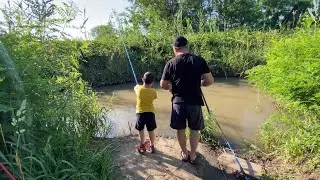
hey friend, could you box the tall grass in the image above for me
[0,34,118,179]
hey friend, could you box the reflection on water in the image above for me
[96,78,275,147]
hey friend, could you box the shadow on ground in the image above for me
[112,136,239,180]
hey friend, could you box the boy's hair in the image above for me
[142,72,154,84]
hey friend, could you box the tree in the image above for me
[90,23,117,40]
[212,0,264,30]
[127,0,314,31]
[0,0,82,40]
[262,0,312,29]
[127,0,213,32]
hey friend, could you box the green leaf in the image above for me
[0,104,13,113]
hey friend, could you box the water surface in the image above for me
[96,78,274,147]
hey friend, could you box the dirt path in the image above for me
[112,136,238,180]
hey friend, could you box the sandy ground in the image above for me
[111,136,239,180]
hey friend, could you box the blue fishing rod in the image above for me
[201,90,249,180]
[117,17,138,85]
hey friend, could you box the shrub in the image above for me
[248,24,320,170]
[79,30,276,86]
[0,35,117,179]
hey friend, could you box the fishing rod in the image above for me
[201,89,249,180]
[116,17,138,85]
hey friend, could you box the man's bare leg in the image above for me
[190,130,199,161]
[177,129,189,159]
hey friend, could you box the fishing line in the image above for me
[116,16,138,85]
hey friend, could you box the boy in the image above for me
[134,72,157,153]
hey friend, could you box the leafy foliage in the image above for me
[248,18,320,170]
[128,0,316,30]
[79,26,275,86]
[0,0,117,179]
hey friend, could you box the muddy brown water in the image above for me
[96,78,275,147]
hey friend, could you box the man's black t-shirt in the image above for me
[161,53,210,105]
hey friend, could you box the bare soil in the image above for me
[106,135,319,180]
[110,135,239,180]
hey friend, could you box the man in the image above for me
[160,36,214,164]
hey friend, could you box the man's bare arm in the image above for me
[160,80,171,90]
[201,73,214,87]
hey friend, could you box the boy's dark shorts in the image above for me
[135,112,157,131]
[171,103,204,131]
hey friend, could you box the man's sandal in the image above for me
[181,151,190,162]
[189,154,197,164]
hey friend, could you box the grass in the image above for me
[0,99,118,180]
[0,130,119,180]
[199,110,219,145]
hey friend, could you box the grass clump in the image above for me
[200,110,219,145]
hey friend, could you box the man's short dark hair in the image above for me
[173,36,188,48]
[142,72,154,84]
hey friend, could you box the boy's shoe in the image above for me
[136,144,147,153]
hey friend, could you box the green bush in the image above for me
[248,25,320,170]
[78,30,275,86]
[0,34,117,179]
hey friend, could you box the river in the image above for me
[96,78,275,147]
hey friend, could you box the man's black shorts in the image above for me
[170,103,204,131]
[135,112,157,131]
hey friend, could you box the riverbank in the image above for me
[237,145,320,180]
[105,135,238,180]
[98,135,319,180]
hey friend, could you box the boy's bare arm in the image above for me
[134,85,139,94]
[154,91,158,99]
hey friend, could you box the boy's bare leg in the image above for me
[139,130,145,145]
[148,131,155,146]
[177,129,188,157]
[190,130,199,160]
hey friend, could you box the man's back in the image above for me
[160,36,214,163]
[161,53,210,105]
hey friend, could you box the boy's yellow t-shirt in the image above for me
[134,85,157,113]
